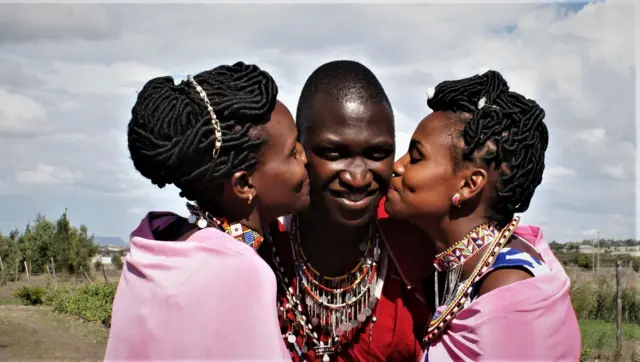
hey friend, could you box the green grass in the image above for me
[580,319,640,350]
[0,298,21,305]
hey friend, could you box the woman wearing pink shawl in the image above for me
[104,62,310,361]
[383,70,581,361]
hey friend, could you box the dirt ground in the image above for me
[0,304,108,361]
[0,275,113,361]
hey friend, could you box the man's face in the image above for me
[299,94,395,227]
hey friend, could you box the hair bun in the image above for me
[127,62,279,200]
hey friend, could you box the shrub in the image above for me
[589,278,616,322]
[580,347,592,362]
[13,285,47,306]
[577,254,593,270]
[111,254,123,271]
[12,282,118,327]
[571,278,640,325]
[61,283,117,327]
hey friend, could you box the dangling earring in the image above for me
[452,193,462,208]
[248,194,253,205]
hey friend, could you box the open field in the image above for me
[3,268,640,361]
[580,320,640,361]
[0,304,109,361]
[0,271,119,361]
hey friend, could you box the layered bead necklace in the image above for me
[425,217,520,345]
[268,215,387,362]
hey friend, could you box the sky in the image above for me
[0,1,636,243]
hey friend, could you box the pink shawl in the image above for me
[424,225,582,362]
[104,212,291,361]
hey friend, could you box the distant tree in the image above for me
[1,211,98,277]
[53,209,73,273]
[31,215,55,273]
[576,254,593,270]
[111,254,123,271]
[0,233,19,280]
[565,243,580,253]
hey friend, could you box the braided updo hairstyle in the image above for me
[127,61,278,205]
[427,70,548,226]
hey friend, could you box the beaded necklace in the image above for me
[267,215,387,362]
[425,217,520,345]
[433,222,496,272]
[186,203,264,250]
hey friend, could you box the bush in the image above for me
[12,282,117,327]
[111,254,123,271]
[64,283,117,326]
[571,278,640,325]
[13,285,48,305]
[577,254,593,270]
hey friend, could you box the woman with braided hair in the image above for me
[384,70,580,361]
[104,61,309,361]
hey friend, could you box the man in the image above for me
[267,60,430,362]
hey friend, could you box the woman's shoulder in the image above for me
[474,238,551,297]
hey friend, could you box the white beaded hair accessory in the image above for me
[478,96,487,109]
[426,86,436,99]
[477,96,500,110]
[186,75,223,159]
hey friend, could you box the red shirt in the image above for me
[267,203,431,362]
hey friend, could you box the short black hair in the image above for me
[427,70,549,226]
[127,61,278,204]
[296,60,392,135]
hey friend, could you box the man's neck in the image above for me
[296,209,371,277]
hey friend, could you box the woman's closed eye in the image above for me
[409,148,423,164]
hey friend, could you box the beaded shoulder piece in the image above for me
[425,217,520,344]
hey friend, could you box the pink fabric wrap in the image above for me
[104,212,291,361]
[424,224,582,362]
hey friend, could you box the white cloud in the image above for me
[601,164,627,180]
[574,128,607,145]
[0,4,116,44]
[0,88,49,136]
[543,166,577,184]
[0,2,634,243]
[395,131,412,160]
[15,163,82,186]
[582,228,600,238]
[39,61,168,95]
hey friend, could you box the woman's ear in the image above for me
[230,170,256,204]
[457,167,488,202]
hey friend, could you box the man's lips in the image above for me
[389,180,401,193]
[328,189,378,211]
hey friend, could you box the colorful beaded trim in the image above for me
[218,218,264,250]
[433,222,496,272]
[185,202,264,251]
[425,217,520,344]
